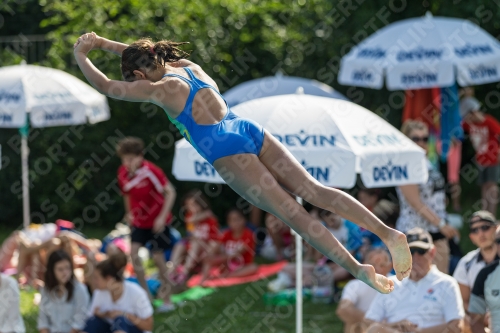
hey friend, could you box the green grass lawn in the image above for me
[4,214,477,333]
[19,280,343,333]
[1,227,342,333]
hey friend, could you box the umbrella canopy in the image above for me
[172,94,428,188]
[0,62,110,227]
[223,72,348,108]
[0,63,109,127]
[338,12,500,90]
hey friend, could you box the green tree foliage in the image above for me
[1,0,500,229]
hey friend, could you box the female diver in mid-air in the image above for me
[73,32,411,293]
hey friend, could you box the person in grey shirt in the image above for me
[38,250,90,333]
[470,226,500,333]
[0,273,25,333]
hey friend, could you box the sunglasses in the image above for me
[410,247,428,256]
[470,225,494,234]
[410,136,429,143]
[495,239,500,244]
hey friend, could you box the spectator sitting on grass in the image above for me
[260,212,294,261]
[0,272,25,333]
[83,252,153,333]
[14,224,101,289]
[84,237,133,295]
[38,250,90,333]
[198,208,258,286]
[336,248,393,333]
[0,231,21,274]
[260,192,303,261]
[169,190,220,284]
[364,227,464,333]
[15,223,81,286]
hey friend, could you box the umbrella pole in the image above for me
[20,118,30,228]
[295,196,303,333]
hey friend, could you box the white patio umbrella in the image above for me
[338,12,500,90]
[172,93,428,333]
[173,94,428,188]
[0,62,110,227]
[223,71,348,108]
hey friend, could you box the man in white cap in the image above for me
[461,96,500,215]
[469,226,500,333]
[364,227,464,333]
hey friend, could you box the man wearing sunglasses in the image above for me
[454,211,499,314]
[364,228,464,333]
[469,226,500,333]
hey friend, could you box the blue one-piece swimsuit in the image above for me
[162,67,265,165]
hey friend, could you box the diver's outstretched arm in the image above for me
[73,33,157,102]
[73,32,127,56]
[96,35,129,56]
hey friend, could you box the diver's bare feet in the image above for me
[386,230,412,280]
[358,264,394,294]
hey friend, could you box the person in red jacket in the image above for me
[116,137,177,312]
[461,97,500,215]
[198,208,257,286]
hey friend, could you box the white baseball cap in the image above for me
[460,97,481,118]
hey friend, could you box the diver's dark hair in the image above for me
[121,38,190,81]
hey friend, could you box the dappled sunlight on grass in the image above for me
[20,289,38,333]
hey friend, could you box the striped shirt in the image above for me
[118,160,172,229]
[453,248,500,288]
[470,260,500,333]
